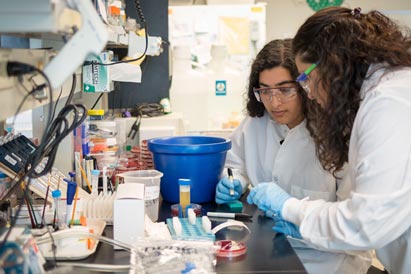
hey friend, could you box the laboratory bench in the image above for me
[61,199,308,274]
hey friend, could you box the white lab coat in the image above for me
[283,65,411,274]
[226,114,371,274]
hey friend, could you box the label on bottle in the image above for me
[145,185,160,200]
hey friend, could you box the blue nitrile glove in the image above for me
[247,182,291,219]
[272,220,302,239]
[215,177,242,204]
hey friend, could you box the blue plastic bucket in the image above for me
[148,136,231,203]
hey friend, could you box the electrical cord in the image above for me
[26,103,87,179]
[84,24,148,67]
[0,63,84,259]
[91,93,104,110]
[129,103,164,118]
[64,74,76,108]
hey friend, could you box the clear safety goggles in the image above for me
[296,63,317,94]
[253,86,298,103]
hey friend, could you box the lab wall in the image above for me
[258,0,411,41]
[168,0,411,133]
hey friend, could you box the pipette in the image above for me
[227,168,235,196]
[65,179,77,225]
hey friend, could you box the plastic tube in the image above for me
[91,170,100,197]
[178,179,191,217]
[51,189,66,230]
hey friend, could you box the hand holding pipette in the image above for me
[215,169,243,204]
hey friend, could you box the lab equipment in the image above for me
[253,86,299,103]
[215,177,242,204]
[225,200,243,213]
[102,166,108,196]
[179,178,191,217]
[113,183,145,250]
[119,170,162,222]
[296,63,317,94]
[148,136,231,203]
[0,134,36,175]
[215,240,247,258]
[91,170,100,197]
[77,159,92,193]
[36,219,107,260]
[131,240,216,274]
[202,216,212,234]
[171,203,202,217]
[82,192,115,221]
[247,182,291,219]
[187,208,196,225]
[272,220,302,239]
[206,212,252,221]
[40,176,51,224]
[212,219,251,258]
[127,116,141,140]
[51,190,64,230]
[227,168,235,196]
[65,180,77,225]
[0,0,109,89]
[172,217,182,236]
[166,217,215,241]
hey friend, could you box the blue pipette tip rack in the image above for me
[166,217,215,241]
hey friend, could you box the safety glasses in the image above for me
[296,63,317,94]
[253,86,298,103]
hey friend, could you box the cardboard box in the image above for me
[113,183,145,249]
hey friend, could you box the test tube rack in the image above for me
[166,217,215,241]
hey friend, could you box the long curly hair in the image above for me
[246,39,310,118]
[292,7,411,176]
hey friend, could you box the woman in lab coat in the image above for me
[247,7,411,274]
[215,39,371,274]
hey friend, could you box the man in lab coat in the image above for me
[216,39,371,274]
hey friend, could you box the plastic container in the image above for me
[147,136,231,203]
[179,178,191,217]
[119,170,163,221]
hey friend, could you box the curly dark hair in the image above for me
[246,39,310,118]
[292,7,411,176]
